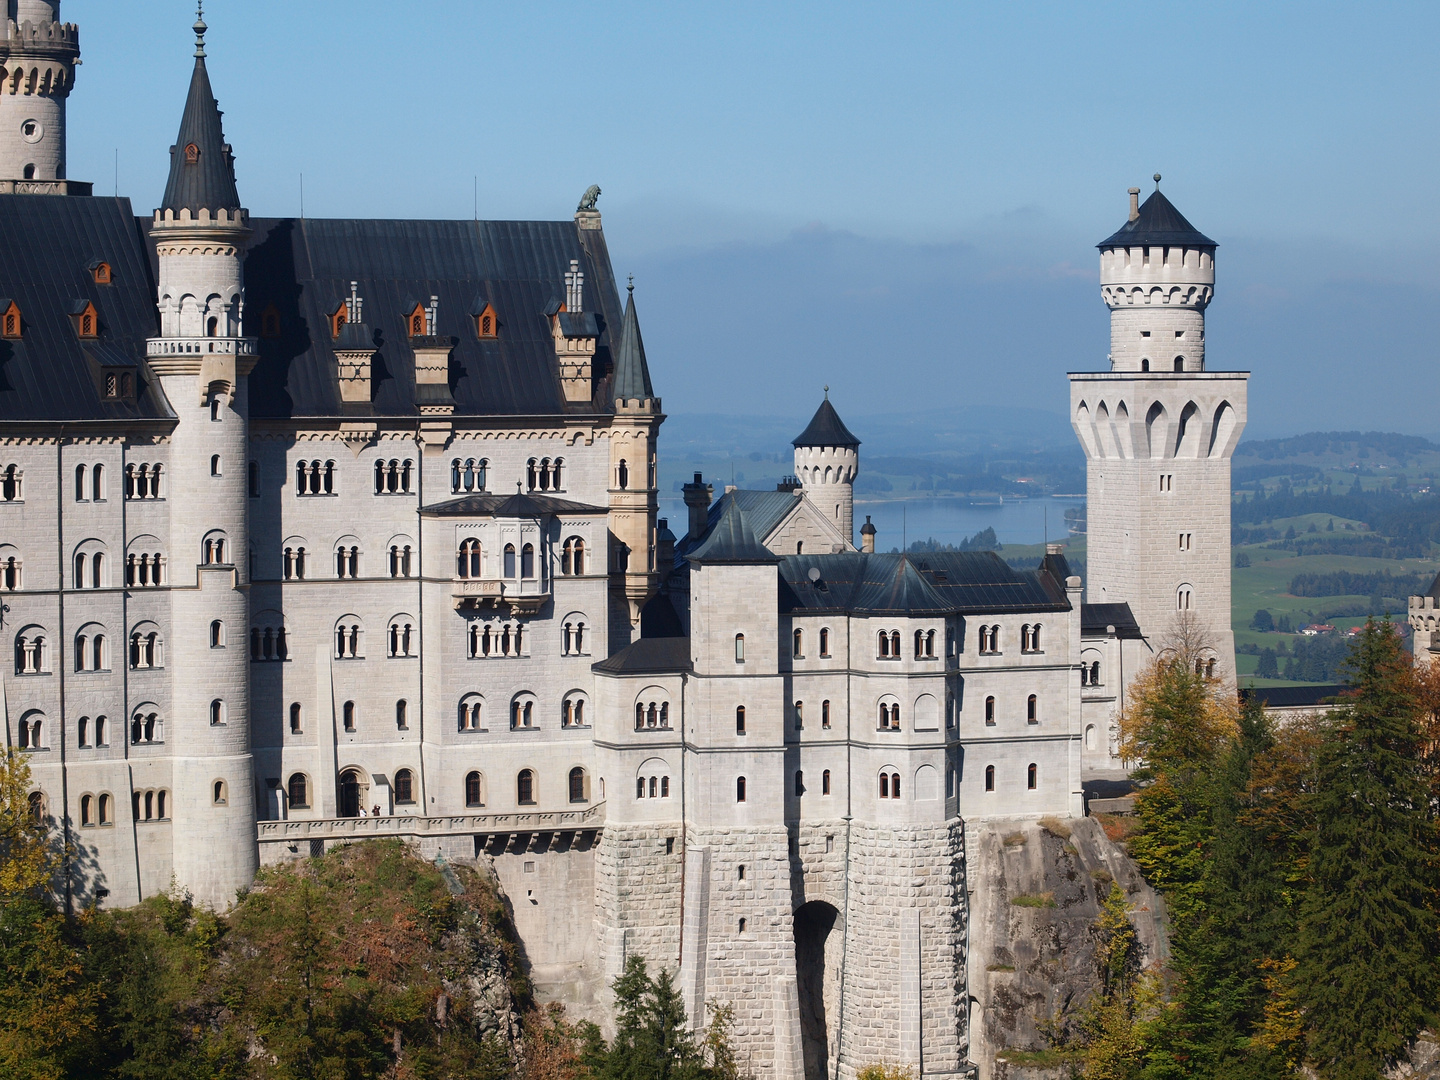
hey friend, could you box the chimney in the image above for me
[1128,187,1141,222]
[564,259,584,313]
[682,472,713,540]
[860,514,876,554]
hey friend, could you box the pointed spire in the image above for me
[793,395,860,449]
[613,276,655,402]
[160,7,242,216]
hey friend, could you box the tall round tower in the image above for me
[1100,177,1215,374]
[0,0,79,185]
[145,10,258,907]
[1070,178,1247,689]
[793,391,860,545]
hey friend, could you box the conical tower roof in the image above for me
[793,394,860,449]
[613,281,654,401]
[1098,188,1215,250]
[160,16,242,216]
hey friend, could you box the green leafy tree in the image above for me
[1294,620,1439,1079]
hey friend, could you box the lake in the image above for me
[659,494,1086,550]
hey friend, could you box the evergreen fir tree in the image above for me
[1295,620,1439,1078]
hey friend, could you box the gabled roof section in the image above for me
[777,551,1070,616]
[160,57,242,215]
[420,491,608,517]
[1080,602,1144,640]
[1098,188,1215,250]
[0,195,167,422]
[688,498,779,564]
[613,283,654,401]
[1425,571,1440,601]
[793,395,860,448]
[593,636,692,676]
[236,217,624,419]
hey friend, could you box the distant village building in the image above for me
[0,8,1245,1078]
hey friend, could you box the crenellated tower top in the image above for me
[0,0,80,189]
[1097,176,1216,374]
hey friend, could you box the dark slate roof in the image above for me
[593,636,692,675]
[1080,602,1144,639]
[676,488,800,559]
[233,216,625,419]
[1098,189,1216,250]
[1424,572,1440,601]
[612,284,654,402]
[793,395,860,448]
[1240,684,1350,709]
[688,498,779,564]
[420,491,607,517]
[0,195,170,423]
[160,58,242,215]
[778,551,1069,616]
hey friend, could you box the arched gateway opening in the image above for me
[794,900,841,1080]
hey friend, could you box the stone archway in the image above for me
[338,768,369,818]
[794,900,841,1080]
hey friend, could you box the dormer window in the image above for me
[184,143,200,165]
[102,370,135,401]
[90,261,112,285]
[328,301,347,340]
[261,304,281,339]
[1,301,21,339]
[475,303,497,340]
[71,301,99,339]
[406,303,426,337]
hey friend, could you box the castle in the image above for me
[0,7,1246,1078]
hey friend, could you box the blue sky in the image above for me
[63,1,1440,436]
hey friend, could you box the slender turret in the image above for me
[793,391,859,545]
[0,0,80,189]
[146,6,258,907]
[609,278,663,627]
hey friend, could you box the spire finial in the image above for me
[1153,172,1162,189]
[627,273,634,294]
[823,384,829,398]
[193,1,207,58]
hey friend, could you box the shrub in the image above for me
[1010,892,1056,909]
[1038,816,1072,840]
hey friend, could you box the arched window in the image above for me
[289,702,302,734]
[212,780,228,805]
[343,701,356,732]
[74,463,87,501]
[334,618,362,659]
[819,627,830,656]
[985,765,995,791]
[334,542,359,579]
[735,634,745,663]
[890,631,901,656]
[878,631,890,658]
[459,696,483,731]
[562,536,586,575]
[521,543,535,579]
[457,538,481,578]
[793,628,803,657]
[617,459,629,490]
[78,716,90,747]
[517,769,535,805]
[735,706,746,735]
[822,769,831,795]
[288,774,309,809]
[210,620,225,648]
[1027,695,1038,724]
[1027,763,1038,790]
[396,699,409,730]
[794,771,805,797]
[569,767,587,803]
[388,616,415,658]
[1177,585,1193,611]
[526,459,538,490]
[80,794,93,826]
[98,793,112,824]
[503,544,517,578]
[821,700,831,729]
[985,696,996,726]
[210,699,225,726]
[465,771,485,808]
[880,773,889,798]
[394,769,415,804]
[794,701,804,730]
[736,776,747,803]
[27,791,44,823]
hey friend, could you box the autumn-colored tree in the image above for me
[0,750,99,1080]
